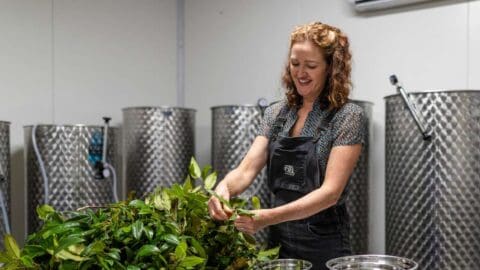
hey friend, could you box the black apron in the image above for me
[267,106,351,270]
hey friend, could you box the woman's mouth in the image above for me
[297,78,311,86]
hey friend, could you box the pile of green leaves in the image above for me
[0,158,278,270]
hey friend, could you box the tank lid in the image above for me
[24,124,120,129]
[384,89,480,99]
[122,106,196,111]
[0,121,11,125]
[349,99,374,105]
[210,104,265,109]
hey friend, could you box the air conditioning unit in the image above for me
[350,0,434,12]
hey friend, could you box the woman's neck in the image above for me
[301,98,316,111]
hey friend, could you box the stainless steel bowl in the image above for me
[326,255,418,270]
[256,259,313,270]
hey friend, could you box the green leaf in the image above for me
[132,220,144,240]
[153,190,171,211]
[175,240,187,260]
[143,226,154,240]
[59,260,78,270]
[36,204,55,220]
[19,255,35,267]
[237,208,255,217]
[56,250,87,262]
[23,245,47,259]
[183,175,193,191]
[54,236,85,254]
[179,256,205,268]
[189,157,201,179]
[207,190,232,209]
[81,241,105,256]
[257,246,280,261]
[189,238,206,258]
[106,248,121,261]
[204,172,217,190]
[136,245,160,258]
[242,232,257,245]
[161,234,180,246]
[251,196,261,210]
[42,221,81,239]
[127,266,141,270]
[4,234,20,258]
[68,243,85,256]
[201,165,212,179]
[128,199,147,209]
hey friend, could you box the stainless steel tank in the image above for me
[211,104,269,243]
[25,124,120,233]
[211,105,269,204]
[123,107,195,198]
[347,100,372,254]
[385,90,480,269]
[0,121,10,247]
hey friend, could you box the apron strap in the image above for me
[313,109,337,142]
[269,104,289,142]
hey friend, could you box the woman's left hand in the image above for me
[234,209,270,235]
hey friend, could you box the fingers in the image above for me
[208,196,230,221]
[235,216,256,234]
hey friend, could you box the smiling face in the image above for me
[289,40,329,103]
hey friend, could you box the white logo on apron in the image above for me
[284,165,295,176]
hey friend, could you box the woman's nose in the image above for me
[298,67,307,76]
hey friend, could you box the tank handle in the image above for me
[389,75,432,141]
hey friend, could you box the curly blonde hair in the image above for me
[282,22,352,110]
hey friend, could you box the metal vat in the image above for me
[123,107,195,198]
[211,104,269,243]
[0,121,10,247]
[25,124,120,233]
[385,90,480,269]
[347,100,372,254]
[211,105,269,204]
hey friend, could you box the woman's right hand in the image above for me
[208,183,233,221]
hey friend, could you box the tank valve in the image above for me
[89,117,111,179]
[257,97,268,117]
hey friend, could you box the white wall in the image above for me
[0,0,177,242]
[185,0,478,253]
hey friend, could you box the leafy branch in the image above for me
[0,157,278,270]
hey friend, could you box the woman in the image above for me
[208,21,366,270]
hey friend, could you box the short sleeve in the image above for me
[256,101,285,137]
[332,103,367,146]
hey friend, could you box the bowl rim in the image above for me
[325,254,418,269]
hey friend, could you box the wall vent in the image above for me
[350,0,434,12]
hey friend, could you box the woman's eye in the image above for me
[307,65,317,69]
[291,63,299,67]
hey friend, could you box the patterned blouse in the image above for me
[257,98,367,204]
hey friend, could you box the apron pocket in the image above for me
[270,148,307,192]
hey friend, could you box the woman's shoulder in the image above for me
[264,99,288,120]
[334,101,365,120]
[337,101,364,114]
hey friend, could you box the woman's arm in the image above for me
[235,143,362,234]
[208,135,269,220]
